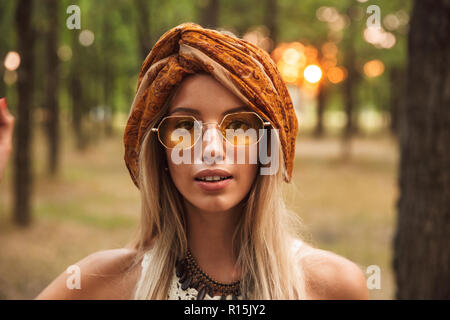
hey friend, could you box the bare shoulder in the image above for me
[298,242,369,300]
[35,248,142,300]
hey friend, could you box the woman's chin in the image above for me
[188,196,238,213]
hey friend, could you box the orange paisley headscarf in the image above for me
[124,22,298,188]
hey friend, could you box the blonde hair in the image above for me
[127,85,308,300]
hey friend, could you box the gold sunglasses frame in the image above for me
[151,111,272,150]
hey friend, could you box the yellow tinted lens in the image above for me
[158,116,200,149]
[221,112,264,146]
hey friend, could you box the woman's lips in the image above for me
[194,177,233,191]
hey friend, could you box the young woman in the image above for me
[36,23,368,300]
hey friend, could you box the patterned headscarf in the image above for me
[124,23,298,188]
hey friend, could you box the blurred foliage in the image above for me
[0,0,411,123]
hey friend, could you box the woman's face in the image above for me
[164,73,259,213]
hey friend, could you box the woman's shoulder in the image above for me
[35,248,142,300]
[294,239,369,300]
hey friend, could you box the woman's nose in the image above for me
[202,123,224,164]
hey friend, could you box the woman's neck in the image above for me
[184,200,243,283]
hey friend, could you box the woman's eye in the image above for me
[175,120,194,130]
[227,120,250,130]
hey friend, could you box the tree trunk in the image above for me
[70,30,87,150]
[0,0,6,96]
[44,0,60,175]
[389,66,405,136]
[135,0,152,61]
[101,4,115,137]
[314,81,327,138]
[341,44,357,160]
[393,0,450,299]
[14,0,35,226]
[200,0,220,29]
[264,0,277,52]
[343,46,357,139]
[340,9,361,160]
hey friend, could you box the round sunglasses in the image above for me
[151,111,272,149]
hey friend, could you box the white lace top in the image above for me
[140,239,304,300]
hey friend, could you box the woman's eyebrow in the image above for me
[222,106,249,116]
[168,107,200,116]
[168,105,249,117]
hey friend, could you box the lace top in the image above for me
[140,239,304,300]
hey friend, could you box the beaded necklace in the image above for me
[175,249,242,300]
